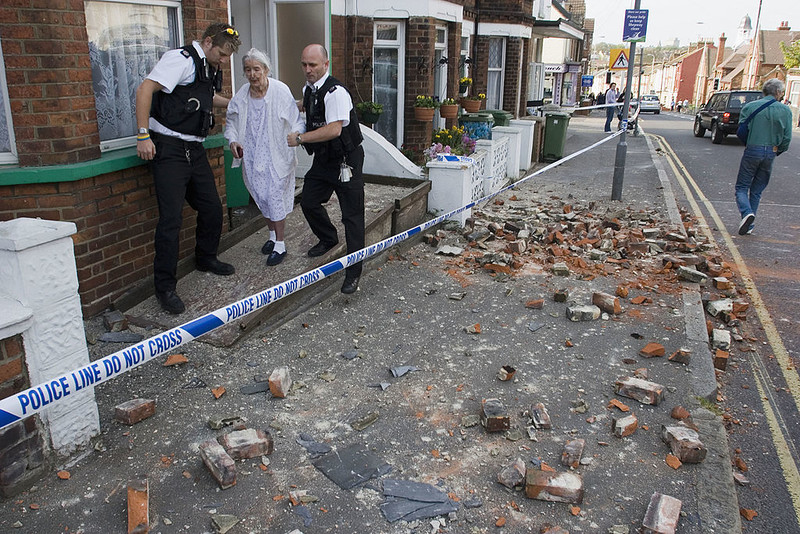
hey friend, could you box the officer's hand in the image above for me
[137,139,156,161]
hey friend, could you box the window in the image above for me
[373,21,405,147]
[460,36,470,79]
[0,39,16,164]
[487,37,505,110]
[85,0,182,150]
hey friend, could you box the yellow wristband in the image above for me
[137,135,150,141]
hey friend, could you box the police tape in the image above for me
[0,129,624,431]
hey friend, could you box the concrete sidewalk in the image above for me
[0,114,741,534]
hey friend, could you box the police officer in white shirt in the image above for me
[135,23,241,314]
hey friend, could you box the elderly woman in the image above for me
[225,48,304,266]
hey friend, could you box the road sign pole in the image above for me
[611,0,642,201]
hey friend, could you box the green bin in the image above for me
[223,146,251,208]
[458,112,494,140]
[542,112,571,162]
[483,109,513,127]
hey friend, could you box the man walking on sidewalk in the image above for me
[734,78,792,235]
[288,44,365,294]
[604,83,619,133]
[135,23,241,314]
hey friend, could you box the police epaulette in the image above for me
[328,85,338,93]
[180,49,191,58]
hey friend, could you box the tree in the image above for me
[781,39,800,69]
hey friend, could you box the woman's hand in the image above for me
[230,142,243,158]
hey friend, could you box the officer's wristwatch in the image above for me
[296,134,304,145]
[138,127,148,135]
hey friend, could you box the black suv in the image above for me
[693,90,761,144]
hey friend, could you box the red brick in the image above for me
[127,478,149,534]
[2,336,24,359]
[217,428,274,460]
[639,342,665,358]
[525,469,584,503]
[592,291,621,314]
[661,425,707,463]
[642,492,682,534]
[268,367,292,398]
[0,358,23,383]
[199,440,236,490]
[114,398,155,425]
[614,376,665,406]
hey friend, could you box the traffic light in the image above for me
[606,72,612,84]
[713,78,720,90]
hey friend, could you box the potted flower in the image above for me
[461,92,485,113]
[355,101,383,125]
[414,95,439,121]
[459,77,473,95]
[439,97,458,119]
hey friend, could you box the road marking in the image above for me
[651,133,800,518]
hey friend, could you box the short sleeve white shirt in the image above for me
[304,73,353,127]
[146,41,207,141]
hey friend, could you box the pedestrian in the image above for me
[670,99,675,111]
[135,22,241,314]
[676,100,682,113]
[603,83,618,132]
[682,99,689,112]
[287,44,365,294]
[734,78,793,235]
[225,48,304,267]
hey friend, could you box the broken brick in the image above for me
[639,342,665,358]
[592,291,621,314]
[607,398,630,412]
[218,428,274,460]
[614,377,665,406]
[497,458,526,488]
[711,329,731,350]
[552,262,570,276]
[630,295,652,305]
[677,265,708,283]
[661,425,707,463]
[269,367,292,398]
[199,440,237,489]
[706,298,733,317]
[566,303,600,322]
[540,525,569,534]
[713,349,729,371]
[668,349,691,365]
[508,240,528,254]
[481,398,510,432]
[713,277,733,290]
[115,398,156,426]
[530,402,552,429]
[561,439,585,469]
[612,413,638,437]
[732,300,749,314]
[665,454,682,470]
[163,354,188,366]
[553,289,570,302]
[740,508,758,521]
[525,298,545,309]
[642,492,682,534]
[127,478,148,534]
[670,406,690,421]
[104,310,129,332]
[615,285,629,298]
[525,469,583,504]
[497,365,516,381]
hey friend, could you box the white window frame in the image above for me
[487,37,506,110]
[434,26,448,128]
[373,20,406,147]
[86,0,184,152]
[459,35,470,81]
[0,39,17,164]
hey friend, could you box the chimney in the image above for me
[778,21,791,30]
[716,33,727,68]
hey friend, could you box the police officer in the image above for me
[135,23,241,314]
[288,44,364,295]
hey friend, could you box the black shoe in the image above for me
[261,240,275,255]
[341,276,359,294]
[156,290,185,314]
[738,214,755,235]
[196,257,235,276]
[266,250,286,266]
[307,241,338,257]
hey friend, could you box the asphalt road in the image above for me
[642,111,800,533]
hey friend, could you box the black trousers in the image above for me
[301,145,365,278]
[151,135,223,293]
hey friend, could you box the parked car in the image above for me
[639,94,661,113]
[693,90,762,144]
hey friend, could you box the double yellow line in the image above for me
[651,133,800,517]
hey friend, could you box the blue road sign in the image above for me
[581,75,593,88]
[623,9,648,43]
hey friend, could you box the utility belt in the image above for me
[150,131,204,149]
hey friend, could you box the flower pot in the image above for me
[440,104,458,119]
[461,98,482,113]
[358,110,382,125]
[414,107,436,121]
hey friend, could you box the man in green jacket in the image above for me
[735,78,793,235]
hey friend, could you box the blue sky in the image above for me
[585,0,800,47]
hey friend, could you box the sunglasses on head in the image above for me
[216,27,239,37]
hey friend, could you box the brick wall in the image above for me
[0,335,46,497]
[0,0,233,316]
[504,37,523,113]
[0,149,228,317]
[330,15,375,105]
[0,0,100,167]
[403,17,438,154]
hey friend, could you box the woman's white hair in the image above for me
[242,48,271,72]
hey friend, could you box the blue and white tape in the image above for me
[0,129,623,431]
